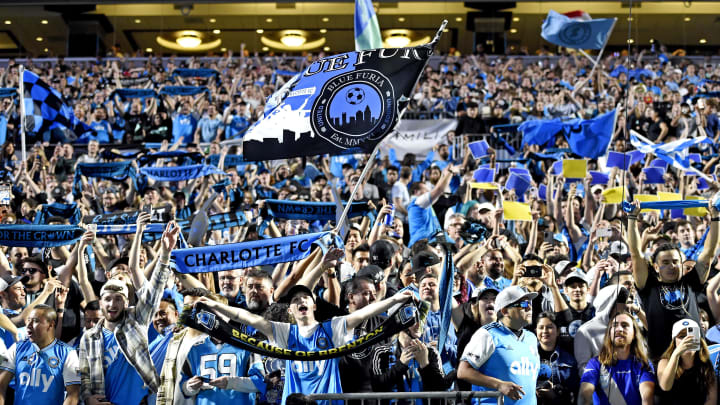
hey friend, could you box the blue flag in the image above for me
[355,0,383,51]
[242,30,443,161]
[541,10,615,50]
[564,110,616,159]
[22,70,93,136]
[437,243,455,355]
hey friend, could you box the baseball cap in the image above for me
[357,265,384,285]
[554,260,575,276]
[477,202,495,213]
[471,285,500,301]
[100,279,129,300]
[279,284,315,304]
[564,269,588,286]
[370,240,395,269]
[610,240,630,260]
[411,251,441,274]
[494,286,538,312]
[671,318,700,339]
[0,274,28,292]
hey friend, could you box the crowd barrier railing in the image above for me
[306,390,505,405]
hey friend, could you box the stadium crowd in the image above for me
[0,46,717,405]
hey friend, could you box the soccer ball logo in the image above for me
[345,87,365,105]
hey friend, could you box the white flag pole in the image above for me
[18,65,26,163]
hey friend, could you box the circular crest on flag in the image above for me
[311,69,396,149]
[559,22,592,46]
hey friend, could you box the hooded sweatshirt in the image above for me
[573,285,622,374]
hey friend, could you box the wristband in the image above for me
[712,217,720,222]
[627,215,638,220]
[56,309,64,314]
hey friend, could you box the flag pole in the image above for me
[580,18,617,82]
[18,65,26,163]
[334,20,448,233]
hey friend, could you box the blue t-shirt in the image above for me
[172,113,197,144]
[0,339,80,404]
[580,357,655,405]
[226,115,250,139]
[89,120,112,143]
[422,310,457,374]
[102,328,149,405]
[407,195,441,247]
[181,337,258,405]
[197,115,223,143]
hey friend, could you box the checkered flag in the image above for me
[22,70,93,136]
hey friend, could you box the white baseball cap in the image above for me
[671,318,700,339]
[494,286,538,312]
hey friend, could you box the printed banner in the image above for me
[0,225,84,247]
[264,199,370,221]
[139,164,226,182]
[206,154,248,169]
[82,204,172,225]
[181,299,418,360]
[171,231,335,274]
[381,119,457,158]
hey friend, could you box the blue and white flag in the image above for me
[355,0,383,51]
[23,70,93,136]
[630,130,713,181]
[541,10,615,50]
[242,25,445,161]
[171,231,338,273]
[140,164,226,182]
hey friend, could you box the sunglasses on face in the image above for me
[21,267,41,275]
[507,300,531,310]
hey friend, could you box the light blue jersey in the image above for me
[271,318,349,405]
[102,328,149,405]
[0,339,80,404]
[407,194,442,247]
[181,337,256,405]
[172,113,197,144]
[462,322,540,405]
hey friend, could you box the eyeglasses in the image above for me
[21,267,41,275]
[507,300,531,310]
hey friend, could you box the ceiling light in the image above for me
[649,38,655,43]
[4,20,11,25]
[512,17,520,22]
[145,48,153,52]
[398,17,405,22]
[684,17,691,22]
[320,28,327,33]
[386,32,410,48]
[209,18,216,23]
[266,18,273,23]
[627,38,635,44]
[176,32,202,48]
[134,19,141,24]
[262,46,269,51]
[443,28,449,33]
[212,29,221,34]
[41,20,48,25]
[455,17,463,22]
[323,46,330,51]
[43,48,48,52]
[256,29,264,34]
[627,17,633,22]
[322,17,329,22]
[510,28,518,34]
[36,37,43,42]
[280,31,307,47]
[221,47,227,51]
[699,38,707,44]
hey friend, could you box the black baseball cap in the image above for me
[357,265,384,284]
[279,284,315,304]
[411,251,441,275]
[0,274,28,292]
[370,240,395,269]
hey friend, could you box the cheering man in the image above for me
[195,284,413,404]
[78,222,179,405]
[0,305,80,405]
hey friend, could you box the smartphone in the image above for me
[87,223,97,242]
[198,376,212,382]
[0,185,10,206]
[597,228,613,238]
[543,231,554,244]
[687,326,701,351]
[143,204,152,215]
[524,265,543,278]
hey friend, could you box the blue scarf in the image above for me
[110,88,159,101]
[171,68,220,83]
[264,199,370,221]
[0,225,84,247]
[138,151,204,167]
[0,88,17,99]
[436,242,455,355]
[206,154,247,168]
[171,231,338,274]
[176,210,248,232]
[73,161,137,196]
[95,223,166,235]
[139,164,226,182]
[159,86,211,100]
[33,203,82,225]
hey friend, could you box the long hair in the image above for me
[660,333,715,390]
[597,312,651,370]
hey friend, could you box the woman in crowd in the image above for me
[535,311,579,405]
[657,318,717,405]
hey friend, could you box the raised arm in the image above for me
[627,201,649,289]
[345,290,412,330]
[197,296,272,337]
[696,202,720,283]
[128,211,152,290]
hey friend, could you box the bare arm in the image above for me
[578,382,595,405]
[627,201,649,289]
[696,202,720,283]
[0,370,13,405]
[128,212,152,290]
[345,290,412,330]
[707,271,720,320]
[640,381,655,405]
[63,384,80,405]
[199,298,272,337]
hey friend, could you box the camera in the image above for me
[524,265,543,278]
[458,218,491,244]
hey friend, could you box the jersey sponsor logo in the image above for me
[18,369,55,392]
[291,359,328,374]
[510,356,539,377]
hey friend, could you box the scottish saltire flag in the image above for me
[23,70,92,136]
[243,25,445,161]
[355,0,383,51]
[630,130,713,181]
[541,10,615,50]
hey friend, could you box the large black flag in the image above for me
[242,23,445,161]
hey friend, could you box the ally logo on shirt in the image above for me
[18,369,55,392]
[510,356,539,377]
